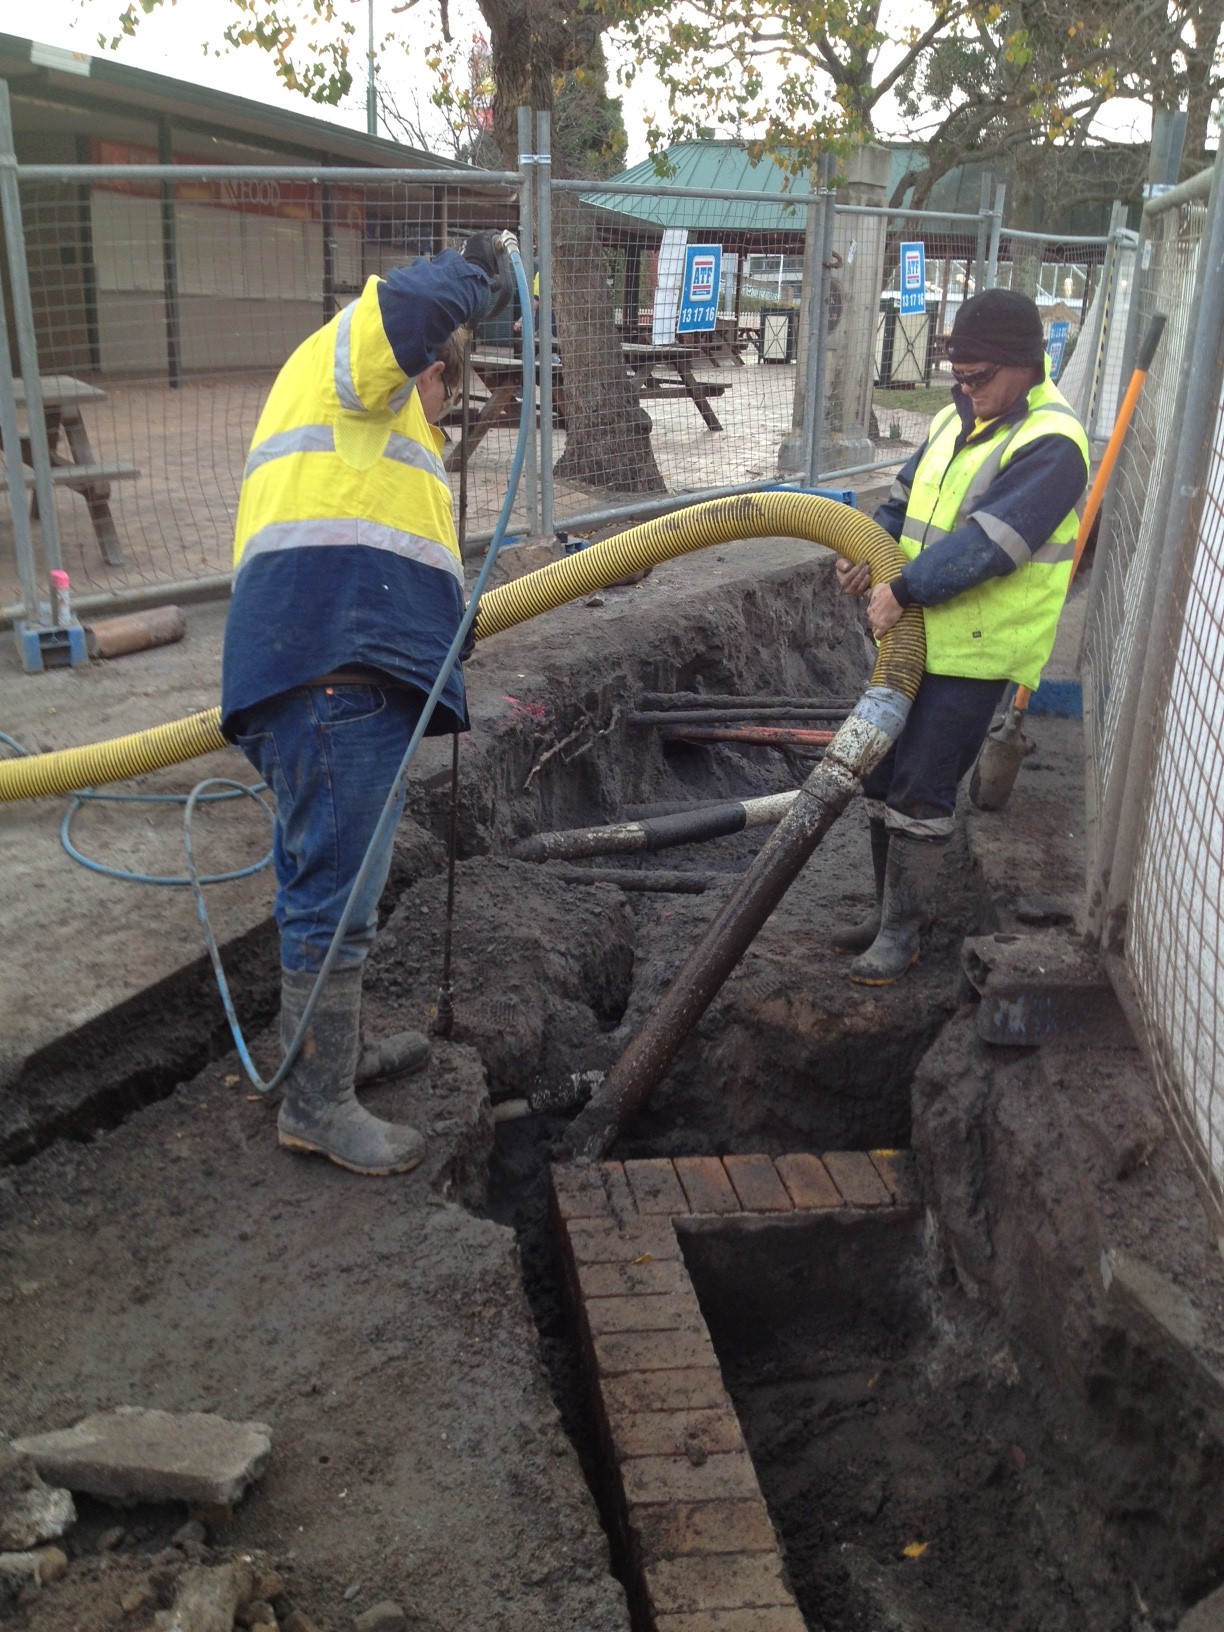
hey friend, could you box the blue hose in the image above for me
[0,730,273,887]
[187,239,536,1093]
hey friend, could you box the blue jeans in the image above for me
[862,672,1008,840]
[233,683,429,973]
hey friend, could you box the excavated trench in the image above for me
[6,557,1224,1632]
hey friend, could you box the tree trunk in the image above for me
[550,192,665,491]
[480,0,666,495]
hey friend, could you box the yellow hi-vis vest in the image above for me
[232,276,461,587]
[900,367,1089,690]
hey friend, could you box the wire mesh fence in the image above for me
[1080,156,1224,1239]
[2,133,1124,626]
[1,166,525,614]
[1082,186,1210,848]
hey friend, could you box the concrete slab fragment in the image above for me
[14,1407,271,1507]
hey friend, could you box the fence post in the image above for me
[516,107,539,535]
[803,154,836,485]
[0,80,63,583]
[0,276,42,625]
[536,109,554,539]
[986,181,1006,289]
[1096,148,1224,943]
[972,173,991,294]
[1083,200,1125,445]
[157,113,182,390]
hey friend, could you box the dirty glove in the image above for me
[462,232,514,325]
[462,232,502,280]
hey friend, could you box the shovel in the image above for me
[970,311,1168,811]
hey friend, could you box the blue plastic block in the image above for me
[14,615,89,674]
[771,483,857,508]
[1028,679,1083,718]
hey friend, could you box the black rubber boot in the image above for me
[355,1031,430,1086]
[831,819,890,953]
[848,835,945,986]
[277,966,427,1176]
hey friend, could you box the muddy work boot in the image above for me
[831,818,890,954]
[277,966,427,1176]
[848,835,945,986]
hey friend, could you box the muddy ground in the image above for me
[3,542,1224,1632]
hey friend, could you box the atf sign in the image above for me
[677,245,723,333]
[1046,319,1070,379]
[899,241,926,314]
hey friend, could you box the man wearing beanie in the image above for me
[833,287,1089,983]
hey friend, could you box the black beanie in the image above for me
[947,289,1045,367]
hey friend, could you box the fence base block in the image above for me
[962,930,1137,1051]
[14,615,89,673]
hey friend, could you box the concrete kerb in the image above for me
[552,1151,917,1630]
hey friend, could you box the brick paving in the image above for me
[552,1150,918,1631]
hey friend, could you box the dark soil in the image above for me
[4,545,1223,1632]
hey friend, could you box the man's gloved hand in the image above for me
[462,232,514,324]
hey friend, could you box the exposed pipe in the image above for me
[509,790,804,863]
[658,725,834,748]
[630,707,851,726]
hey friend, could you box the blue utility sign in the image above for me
[1046,319,1070,379]
[677,245,723,333]
[899,241,926,314]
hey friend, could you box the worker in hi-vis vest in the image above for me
[835,288,1089,986]
[221,234,510,1176]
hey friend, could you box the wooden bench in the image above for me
[2,459,140,568]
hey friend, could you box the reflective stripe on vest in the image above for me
[898,376,1088,689]
[237,518,464,585]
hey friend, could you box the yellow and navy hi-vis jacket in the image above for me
[220,251,489,734]
[893,361,1089,691]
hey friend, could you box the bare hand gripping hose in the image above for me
[0,492,920,803]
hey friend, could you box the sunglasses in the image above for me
[951,363,1001,391]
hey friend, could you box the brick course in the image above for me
[554,1148,917,1631]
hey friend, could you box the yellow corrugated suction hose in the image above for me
[0,492,922,803]
[474,492,924,697]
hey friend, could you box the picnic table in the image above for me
[443,340,731,474]
[442,352,565,474]
[620,343,728,431]
[2,375,139,567]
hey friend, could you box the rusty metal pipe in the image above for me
[661,725,835,748]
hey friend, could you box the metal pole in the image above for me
[1077,223,1145,646]
[1097,147,1224,943]
[805,155,836,484]
[367,0,377,137]
[986,181,1006,288]
[516,107,538,534]
[798,172,824,482]
[157,114,183,390]
[1083,201,1124,443]
[321,179,337,323]
[0,290,43,623]
[536,109,554,538]
[0,81,63,579]
[972,173,991,294]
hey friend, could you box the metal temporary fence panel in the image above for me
[1081,184,1211,870]
[0,160,523,618]
[1128,374,1224,1227]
